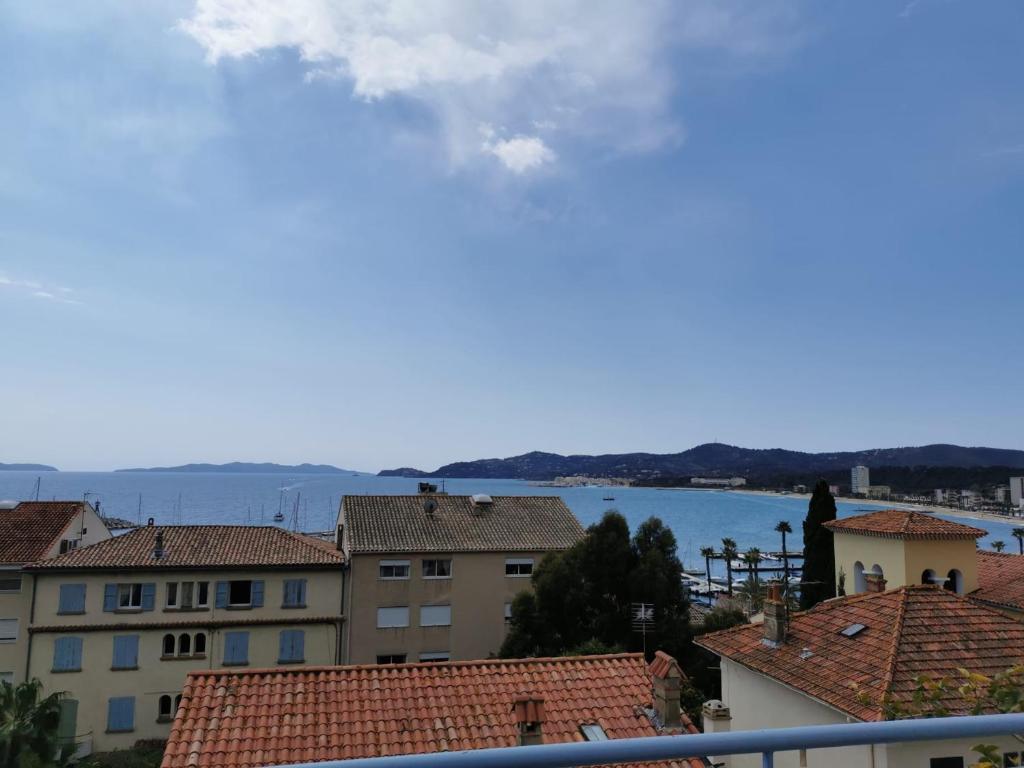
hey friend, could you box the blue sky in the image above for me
[1,1,1022,472]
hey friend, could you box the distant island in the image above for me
[378,442,1024,481]
[117,462,367,475]
[0,463,58,471]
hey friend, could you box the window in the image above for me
[0,672,12,685]
[853,561,866,593]
[229,581,251,606]
[278,630,305,663]
[223,631,249,665]
[921,569,937,586]
[0,574,21,593]
[504,603,513,622]
[166,583,178,608]
[106,696,135,733]
[929,759,964,768]
[420,605,452,627]
[166,581,210,610]
[119,584,143,609]
[174,694,182,711]
[112,635,139,670]
[947,569,963,595]
[419,652,450,661]
[178,633,191,656]
[505,558,534,577]
[376,654,406,664]
[379,560,411,580]
[0,619,18,643]
[59,539,80,554]
[194,632,206,654]
[58,584,86,615]
[162,634,175,656]
[52,637,83,672]
[377,606,410,628]
[105,582,155,612]
[158,695,173,722]
[282,579,307,608]
[216,580,264,609]
[580,724,608,742]
[422,559,452,579]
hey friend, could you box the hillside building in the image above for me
[1011,476,1024,508]
[850,466,870,495]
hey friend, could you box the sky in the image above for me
[1,0,1022,473]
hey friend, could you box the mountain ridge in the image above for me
[377,443,1024,480]
[117,462,367,475]
[0,463,58,472]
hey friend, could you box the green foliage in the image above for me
[0,679,72,768]
[800,480,837,610]
[695,607,748,635]
[991,540,1006,552]
[500,511,691,662]
[563,639,624,656]
[1012,528,1024,555]
[79,744,165,768]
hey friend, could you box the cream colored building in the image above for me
[0,501,110,687]
[23,523,346,754]
[339,493,585,664]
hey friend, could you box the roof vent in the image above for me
[424,499,438,517]
[799,647,814,660]
[0,500,18,510]
[471,494,493,506]
[839,623,866,638]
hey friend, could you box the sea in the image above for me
[0,471,1017,578]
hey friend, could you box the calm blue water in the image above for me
[0,472,1016,575]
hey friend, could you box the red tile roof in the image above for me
[697,585,1024,721]
[342,495,586,554]
[972,550,1024,612]
[161,654,705,768]
[0,501,85,565]
[823,509,986,540]
[25,525,344,571]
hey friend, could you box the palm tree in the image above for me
[775,520,793,583]
[992,540,1006,553]
[745,547,763,587]
[721,537,738,597]
[699,546,715,603]
[1013,528,1024,555]
[0,678,72,768]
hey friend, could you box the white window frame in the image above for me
[422,559,453,579]
[419,652,450,662]
[505,558,534,577]
[504,602,513,622]
[376,606,410,628]
[0,571,21,593]
[420,605,452,627]
[375,654,407,664]
[118,584,143,610]
[165,582,178,608]
[379,560,411,580]
[0,619,18,643]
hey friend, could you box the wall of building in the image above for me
[346,551,548,664]
[883,736,1024,768]
[28,567,344,752]
[833,533,978,595]
[833,534,907,594]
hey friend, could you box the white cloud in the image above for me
[0,274,82,305]
[179,1,803,173]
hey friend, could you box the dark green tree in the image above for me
[799,479,837,609]
[721,537,738,597]
[1013,528,1024,555]
[774,520,792,583]
[0,678,73,768]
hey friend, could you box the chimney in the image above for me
[650,651,682,728]
[865,573,887,593]
[513,697,545,746]
[762,582,786,646]
[702,700,732,768]
[153,530,165,560]
[336,524,344,551]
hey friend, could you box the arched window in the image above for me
[162,634,175,656]
[158,695,172,719]
[921,569,936,586]
[947,569,963,594]
[194,632,206,654]
[178,633,191,656]
[174,694,182,711]
[853,562,866,593]
[872,564,884,581]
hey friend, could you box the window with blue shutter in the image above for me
[282,579,306,608]
[52,637,83,672]
[251,580,264,607]
[112,635,139,670]
[223,631,249,665]
[141,583,156,611]
[106,696,135,733]
[278,630,305,663]
[58,584,86,615]
[215,581,228,608]
[103,584,117,612]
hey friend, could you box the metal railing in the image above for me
[270,713,1024,768]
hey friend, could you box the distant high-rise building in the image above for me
[851,465,870,495]
[1011,477,1024,508]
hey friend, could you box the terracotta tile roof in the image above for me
[25,525,344,571]
[0,501,84,565]
[162,653,705,768]
[697,585,1024,721]
[823,509,986,540]
[971,550,1024,612]
[342,495,586,554]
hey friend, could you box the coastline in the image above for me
[727,488,1023,526]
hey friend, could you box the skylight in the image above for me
[580,724,608,741]
[839,623,867,638]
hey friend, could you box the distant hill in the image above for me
[378,443,1024,481]
[117,462,367,475]
[0,463,58,471]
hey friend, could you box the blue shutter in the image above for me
[283,579,306,607]
[278,630,290,661]
[215,581,228,608]
[107,696,135,732]
[141,583,156,612]
[283,580,295,606]
[103,584,117,612]
[251,580,264,607]
[298,579,307,605]
[279,630,304,662]
[58,584,86,614]
[291,630,304,661]
[53,637,82,671]
[224,631,248,664]
[112,635,139,669]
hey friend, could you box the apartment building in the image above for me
[338,493,585,664]
[0,501,110,686]
[850,465,869,495]
[23,523,345,754]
